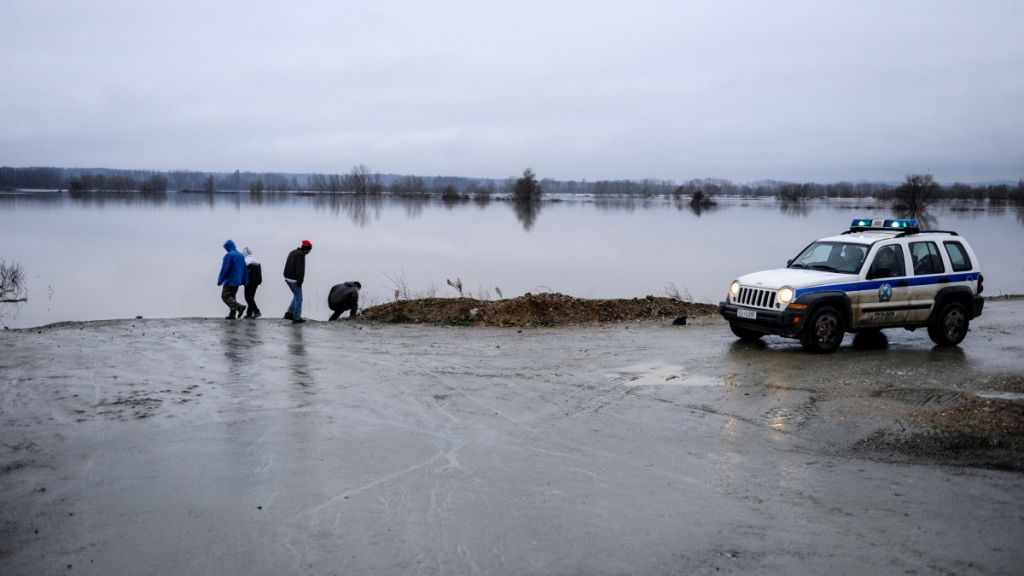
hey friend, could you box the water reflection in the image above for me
[288,326,312,391]
[894,205,937,231]
[778,201,811,217]
[310,194,384,228]
[219,320,264,385]
[512,196,542,230]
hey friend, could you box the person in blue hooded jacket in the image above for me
[217,239,249,319]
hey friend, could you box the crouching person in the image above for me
[328,281,361,320]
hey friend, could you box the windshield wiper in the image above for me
[809,264,838,272]
[789,263,809,269]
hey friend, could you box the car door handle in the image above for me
[894,281,909,287]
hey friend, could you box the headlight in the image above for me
[777,287,794,305]
[730,281,741,299]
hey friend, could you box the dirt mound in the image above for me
[359,293,718,327]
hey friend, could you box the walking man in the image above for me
[242,247,262,319]
[283,240,312,323]
[328,281,362,320]
[217,239,248,319]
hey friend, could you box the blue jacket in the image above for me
[217,240,249,287]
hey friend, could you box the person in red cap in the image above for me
[283,240,313,323]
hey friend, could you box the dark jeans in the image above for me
[286,281,303,319]
[243,284,260,316]
[221,285,243,312]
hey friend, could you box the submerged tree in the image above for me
[513,168,543,201]
[0,260,26,303]
[893,174,939,214]
[512,168,544,230]
[139,174,168,193]
[777,183,811,202]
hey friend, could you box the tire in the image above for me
[928,302,969,346]
[730,322,763,342]
[800,306,845,353]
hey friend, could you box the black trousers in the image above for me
[243,284,260,316]
[329,304,357,321]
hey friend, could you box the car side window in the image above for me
[910,241,945,275]
[868,244,906,278]
[944,241,973,272]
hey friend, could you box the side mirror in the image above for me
[867,267,891,280]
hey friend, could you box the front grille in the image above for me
[737,287,779,310]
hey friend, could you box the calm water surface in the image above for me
[1,191,1021,328]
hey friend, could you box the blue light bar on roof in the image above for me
[883,219,918,229]
[850,218,920,231]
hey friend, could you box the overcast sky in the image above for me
[1,1,1022,183]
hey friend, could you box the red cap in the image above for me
[301,240,312,249]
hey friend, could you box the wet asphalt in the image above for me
[1,302,1023,575]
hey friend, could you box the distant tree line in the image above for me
[1,166,1022,205]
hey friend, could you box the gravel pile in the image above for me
[360,292,719,327]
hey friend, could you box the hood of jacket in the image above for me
[223,239,237,252]
[243,246,259,265]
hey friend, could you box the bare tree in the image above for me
[346,164,381,195]
[777,183,811,202]
[0,260,26,303]
[893,174,939,214]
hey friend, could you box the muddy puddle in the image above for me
[607,363,721,386]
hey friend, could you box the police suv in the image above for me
[718,219,984,353]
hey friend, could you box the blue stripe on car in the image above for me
[794,273,978,298]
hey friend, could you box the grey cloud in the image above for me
[1,0,1022,182]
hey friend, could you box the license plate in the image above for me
[737,308,757,320]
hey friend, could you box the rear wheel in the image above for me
[928,302,969,346]
[730,322,763,342]
[800,306,845,353]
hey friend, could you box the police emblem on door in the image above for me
[878,282,892,302]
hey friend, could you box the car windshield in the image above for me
[789,241,867,274]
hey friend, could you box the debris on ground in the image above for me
[359,293,719,327]
[858,395,1024,472]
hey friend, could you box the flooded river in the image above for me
[1,191,1022,327]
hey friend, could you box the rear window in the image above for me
[944,242,973,272]
[910,241,945,275]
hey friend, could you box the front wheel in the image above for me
[928,302,969,346]
[800,306,845,353]
[730,322,763,342]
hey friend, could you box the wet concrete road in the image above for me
[2,303,1023,575]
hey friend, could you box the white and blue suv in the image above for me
[718,219,985,353]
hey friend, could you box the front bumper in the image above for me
[719,301,807,338]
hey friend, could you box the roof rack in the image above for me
[895,229,959,238]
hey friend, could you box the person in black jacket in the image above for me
[283,240,312,323]
[242,247,263,319]
[328,281,362,320]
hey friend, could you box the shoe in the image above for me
[237,305,246,317]
[292,318,306,324]
[226,311,236,319]
[253,312,262,319]
[284,312,294,320]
